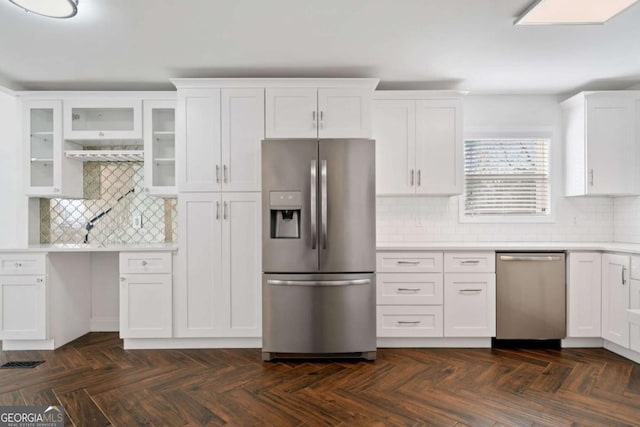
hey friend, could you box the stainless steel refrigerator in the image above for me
[261,138,376,361]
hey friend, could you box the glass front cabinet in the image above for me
[24,100,83,198]
[63,99,142,141]
[143,100,176,196]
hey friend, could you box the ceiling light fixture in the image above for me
[8,0,78,18]
[515,0,638,25]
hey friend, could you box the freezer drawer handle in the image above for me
[310,160,317,250]
[499,255,562,262]
[267,279,370,287]
[397,321,420,325]
[396,261,420,265]
[397,287,420,292]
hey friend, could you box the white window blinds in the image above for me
[464,138,550,216]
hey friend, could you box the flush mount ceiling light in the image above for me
[8,0,78,18]
[515,0,638,25]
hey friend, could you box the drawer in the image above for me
[444,252,495,273]
[631,256,640,280]
[377,305,443,337]
[0,253,46,275]
[119,252,172,275]
[376,252,443,273]
[377,273,443,305]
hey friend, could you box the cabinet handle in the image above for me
[224,201,228,220]
[216,165,220,184]
[120,277,126,282]
[417,170,421,186]
[223,165,228,183]
[410,169,414,186]
[312,111,317,128]
[460,260,480,265]
[589,169,594,187]
[459,289,483,293]
[320,110,324,128]
[397,321,421,325]
[141,260,148,266]
[397,261,420,265]
[622,266,627,285]
[216,201,220,220]
[99,131,105,137]
[14,262,22,268]
[36,278,43,283]
[397,288,420,292]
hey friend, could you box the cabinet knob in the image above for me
[14,262,22,268]
[120,277,126,282]
[53,188,60,193]
[36,278,43,283]
[99,131,105,137]
[141,260,148,266]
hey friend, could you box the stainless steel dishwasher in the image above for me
[496,252,566,340]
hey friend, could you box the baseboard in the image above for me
[123,337,262,350]
[90,317,118,332]
[603,340,640,364]
[2,339,55,351]
[561,337,604,348]
[377,337,491,348]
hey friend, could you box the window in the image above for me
[463,137,550,219]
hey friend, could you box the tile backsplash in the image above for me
[377,196,614,243]
[614,197,640,244]
[40,161,176,244]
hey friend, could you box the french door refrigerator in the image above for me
[261,139,376,361]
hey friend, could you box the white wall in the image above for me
[0,90,27,248]
[376,95,615,243]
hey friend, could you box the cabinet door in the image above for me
[377,305,443,337]
[221,89,265,192]
[630,280,640,353]
[0,275,46,340]
[586,94,638,195]
[144,99,176,196]
[601,253,630,347]
[265,88,317,138]
[567,252,602,337]
[119,274,171,338]
[177,89,222,192]
[444,273,496,337]
[176,193,223,337]
[372,100,416,194]
[415,99,463,195]
[318,88,371,138]
[63,99,142,140]
[222,193,261,337]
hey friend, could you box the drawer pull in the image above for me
[396,261,420,265]
[397,321,421,326]
[141,260,148,266]
[460,260,480,264]
[397,287,420,292]
[15,262,23,268]
[459,289,482,293]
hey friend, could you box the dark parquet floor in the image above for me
[0,333,639,426]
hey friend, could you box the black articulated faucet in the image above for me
[84,188,135,243]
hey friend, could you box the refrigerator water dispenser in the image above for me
[270,191,302,239]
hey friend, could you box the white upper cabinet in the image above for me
[23,99,83,198]
[264,80,377,139]
[63,99,143,141]
[567,252,602,338]
[563,91,640,196]
[372,92,464,195]
[176,89,222,192]
[144,99,177,196]
[221,88,265,192]
[176,87,265,193]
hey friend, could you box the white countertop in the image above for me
[376,241,640,254]
[0,243,178,253]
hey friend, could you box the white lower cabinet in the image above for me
[377,305,443,337]
[444,273,496,337]
[119,252,173,339]
[0,275,46,340]
[601,253,630,347]
[567,252,602,337]
[377,273,443,305]
[630,279,640,353]
[177,192,261,338]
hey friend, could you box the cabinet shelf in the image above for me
[153,131,175,140]
[153,158,175,165]
[65,150,144,162]
[30,158,54,163]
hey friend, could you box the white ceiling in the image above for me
[1,0,640,94]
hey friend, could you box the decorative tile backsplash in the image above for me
[40,160,177,244]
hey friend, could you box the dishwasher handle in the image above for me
[499,255,563,262]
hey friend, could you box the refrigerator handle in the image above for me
[321,159,328,250]
[310,160,317,250]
